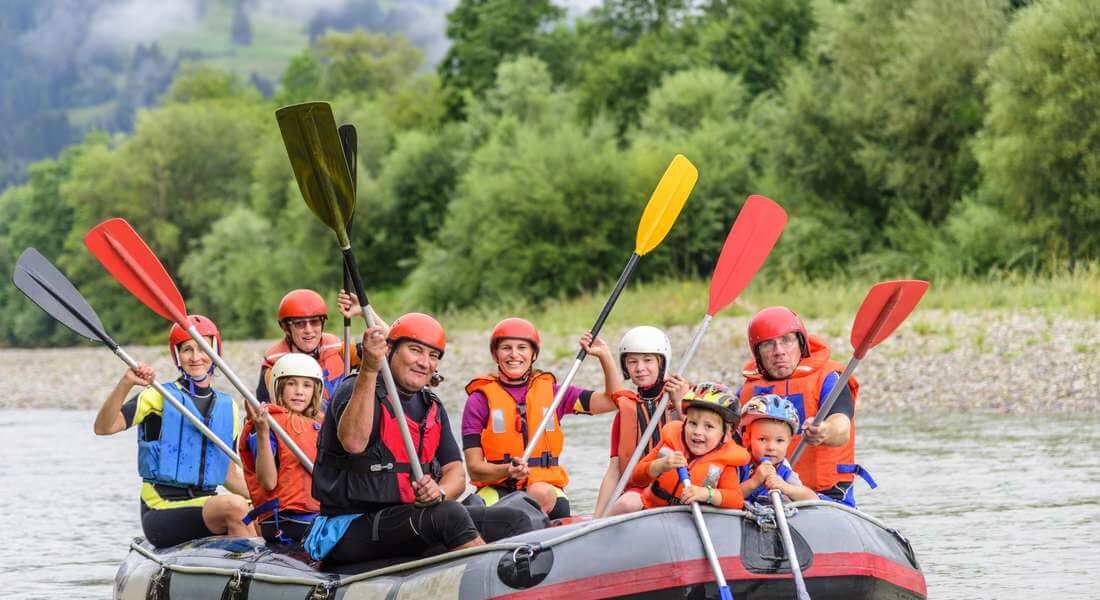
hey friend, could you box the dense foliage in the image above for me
[1,0,1097,346]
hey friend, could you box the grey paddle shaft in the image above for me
[113,347,242,467]
[689,502,731,591]
[599,313,713,518]
[770,489,811,600]
[186,325,315,473]
[789,357,860,468]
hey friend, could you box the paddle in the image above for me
[338,122,357,374]
[789,279,929,468]
[521,154,698,463]
[765,464,810,600]
[12,248,242,466]
[600,195,788,518]
[276,101,426,483]
[83,218,315,472]
[677,466,735,600]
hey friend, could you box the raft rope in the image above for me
[127,502,899,590]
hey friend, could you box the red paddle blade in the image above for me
[850,279,929,358]
[707,195,788,315]
[83,218,189,326]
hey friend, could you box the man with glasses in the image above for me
[735,307,859,502]
[257,289,351,405]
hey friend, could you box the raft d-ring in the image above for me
[512,544,536,564]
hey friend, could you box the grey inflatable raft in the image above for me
[114,501,926,600]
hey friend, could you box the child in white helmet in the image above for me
[240,353,325,544]
[593,326,691,516]
[738,394,816,503]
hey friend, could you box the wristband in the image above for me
[706,486,714,505]
[440,489,448,503]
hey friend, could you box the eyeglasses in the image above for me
[287,317,324,330]
[758,333,800,353]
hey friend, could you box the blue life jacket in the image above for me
[739,460,796,503]
[137,382,235,490]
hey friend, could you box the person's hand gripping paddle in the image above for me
[601,195,788,518]
[761,458,811,600]
[276,101,429,487]
[521,154,698,463]
[83,218,315,472]
[790,279,929,468]
[12,248,242,467]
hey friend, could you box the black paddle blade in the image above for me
[276,102,355,245]
[338,123,358,197]
[12,248,113,346]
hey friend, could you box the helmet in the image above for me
[267,353,324,401]
[387,312,446,356]
[680,382,739,426]
[617,326,671,377]
[169,315,222,366]
[747,306,809,363]
[490,317,540,357]
[278,289,328,323]
[740,394,800,434]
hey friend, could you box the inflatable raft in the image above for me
[114,500,926,599]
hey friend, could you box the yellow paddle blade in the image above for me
[634,154,698,255]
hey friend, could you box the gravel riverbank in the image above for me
[3,309,1096,413]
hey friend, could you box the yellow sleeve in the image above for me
[232,399,243,441]
[132,386,165,426]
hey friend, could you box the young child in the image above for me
[738,394,817,504]
[595,326,691,516]
[628,383,749,511]
[240,353,325,544]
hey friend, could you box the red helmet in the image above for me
[747,306,809,361]
[169,314,222,366]
[277,289,328,323]
[490,317,540,357]
[387,313,446,356]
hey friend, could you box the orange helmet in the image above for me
[277,289,328,323]
[387,313,446,356]
[747,306,809,363]
[169,315,222,366]
[490,317,540,357]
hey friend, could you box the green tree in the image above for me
[316,30,423,97]
[976,0,1100,258]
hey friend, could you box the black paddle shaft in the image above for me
[338,123,357,327]
[575,252,641,361]
[341,247,373,315]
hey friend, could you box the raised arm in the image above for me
[94,364,154,435]
[337,326,386,453]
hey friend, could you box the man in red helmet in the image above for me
[306,313,538,565]
[736,307,859,503]
[256,289,354,405]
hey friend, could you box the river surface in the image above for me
[2,409,1098,599]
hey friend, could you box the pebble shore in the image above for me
[3,309,1096,413]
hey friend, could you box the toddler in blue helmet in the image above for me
[738,394,817,503]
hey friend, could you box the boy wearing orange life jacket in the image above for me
[737,395,817,504]
[240,353,325,544]
[594,326,692,516]
[462,318,620,519]
[629,383,749,511]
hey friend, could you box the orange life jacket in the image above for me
[641,420,750,508]
[263,333,349,401]
[239,405,321,519]
[738,334,859,491]
[614,389,670,463]
[465,372,568,490]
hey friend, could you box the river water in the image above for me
[2,408,1098,599]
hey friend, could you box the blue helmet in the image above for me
[739,394,800,434]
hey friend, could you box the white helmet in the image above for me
[617,326,672,377]
[267,353,324,400]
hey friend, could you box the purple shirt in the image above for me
[461,382,588,441]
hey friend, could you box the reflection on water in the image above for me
[2,409,1098,599]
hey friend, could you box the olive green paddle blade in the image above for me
[634,154,698,255]
[276,102,355,246]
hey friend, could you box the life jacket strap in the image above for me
[819,463,877,508]
[321,449,435,476]
[648,480,683,505]
[487,452,559,468]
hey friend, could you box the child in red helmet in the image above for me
[738,395,817,503]
[93,315,252,548]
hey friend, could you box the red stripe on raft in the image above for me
[492,551,926,599]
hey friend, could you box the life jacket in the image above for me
[738,459,796,503]
[643,421,750,508]
[738,334,860,492]
[312,380,443,514]
[263,333,348,401]
[614,388,670,463]
[239,405,322,521]
[465,372,568,490]
[137,382,235,490]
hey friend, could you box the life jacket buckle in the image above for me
[370,462,394,472]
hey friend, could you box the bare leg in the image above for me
[525,482,558,514]
[608,491,644,516]
[202,494,252,537]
